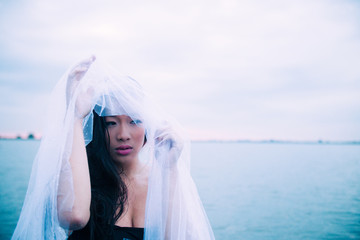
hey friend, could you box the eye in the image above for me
[105,121,116,126]
[130,119,142,125]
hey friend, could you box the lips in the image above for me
[115,145,133,156]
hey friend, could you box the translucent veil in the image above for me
[12,57,215,239]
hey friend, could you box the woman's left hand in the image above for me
[155,123,184,168]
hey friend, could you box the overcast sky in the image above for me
[1,0,360,141]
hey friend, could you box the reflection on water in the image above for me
[1,140,359,239]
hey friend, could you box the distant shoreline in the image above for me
[192,139,360,145]
[1,137,359,145]
[0,138,41,141]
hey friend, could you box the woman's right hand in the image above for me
[66,55,96,119]
[59,56,95,230]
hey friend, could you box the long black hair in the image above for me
[85,111,128,240]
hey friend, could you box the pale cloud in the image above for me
[0,0,359,140]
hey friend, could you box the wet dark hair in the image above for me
[85,111,128,240]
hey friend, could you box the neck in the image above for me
[118,157,141,179]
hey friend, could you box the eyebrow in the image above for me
[105,115,132,120]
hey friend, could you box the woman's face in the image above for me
[104,115,145,166]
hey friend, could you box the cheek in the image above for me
[133,128,146,147]
[105,128,116,148]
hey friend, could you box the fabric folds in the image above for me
[12,58,215,240]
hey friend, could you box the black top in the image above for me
[113,226,144,240]
[68,225,144,240]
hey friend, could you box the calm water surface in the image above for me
[1,140,359,239]
[192,142,360,240]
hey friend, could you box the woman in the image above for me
[12,56,215,240]
[66,111,148,239]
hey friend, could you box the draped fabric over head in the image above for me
[12,58,215,240]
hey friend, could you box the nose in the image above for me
[116,124,131,141]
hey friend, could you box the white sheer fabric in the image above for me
[12,57,215,239]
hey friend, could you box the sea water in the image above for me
[0,140,359,239]
[191,142,360,239]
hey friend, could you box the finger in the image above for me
[90,55,96,62]
[79,55,96,68]
[73,67,89,74]
[155,137,164,143]
[70,55,96,75]
[69,56,96,80]
[68,70,87,82]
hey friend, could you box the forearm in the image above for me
[58,55,95,230]
[58,119,91,230]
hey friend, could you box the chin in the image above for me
[113,155,135,165]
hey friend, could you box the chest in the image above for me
[115,179,148,228]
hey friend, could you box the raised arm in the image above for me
[58,56,95,230]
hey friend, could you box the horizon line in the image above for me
[191,139,360,145]
[1,135,359,145]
